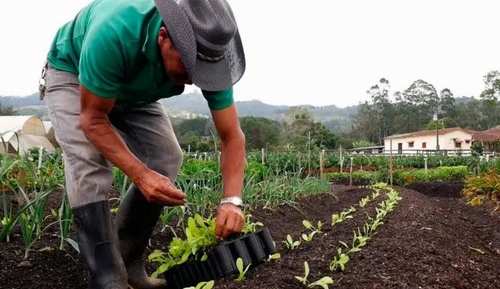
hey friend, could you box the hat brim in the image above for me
[192,31,246,91]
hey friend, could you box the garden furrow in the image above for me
[217,187,385,289]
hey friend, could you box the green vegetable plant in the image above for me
[235,257,251,282]
[329,247,350,272]
[242,214,264,234]
[328,184,402,274]
[331,206,355,226]
[301,220,323,242]
[149,214,217,277]
[283,234,301,250]
[358,196,370,208]
[295,261,334,288]
[295,261,310,285]
[348,228,370,254]
[308,276,334,289]
[184,280,215,289]
[267,253,281,261]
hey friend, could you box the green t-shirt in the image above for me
[47,0,233,109]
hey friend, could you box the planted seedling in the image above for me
[309,276,334,289]
[283,234,301,250]
[295,262,334,289]
[358,196,370,208]
[235,257,251,282]
[301,220,323,242]
[350,228,370,253]
[267,253,281,262]
[329,248,350,272]
[295,261,310,285]
[331,207,355,226]
[242,214,264,234]
[184,280,215,289]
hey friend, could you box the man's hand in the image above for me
[215,203,245,239]
[133,168,186,205]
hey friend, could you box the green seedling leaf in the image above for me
[303,220,313,230]
[235,257,251,282]
[184,280,215,289]
[309,276,334,289]
[267,253,281,261]
[294,261,310,285]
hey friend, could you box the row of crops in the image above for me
[0,148,498,259]
[0,149,330,258]
[149,183,402,289]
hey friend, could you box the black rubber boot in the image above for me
[73,201,128,289]
[116,187,167,289]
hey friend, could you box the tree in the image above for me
[479,71,500,129]
[366,78,394,143]
[239,117,281,150]
[0,103,15,116]
[284,108,337,149]
[401,79,439,131]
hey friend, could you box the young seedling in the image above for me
[329,248,350,272]
[283,234,301,250]
[267,253,281,262]
[235,257,251,282]
[184,280,215,289]
[301,220,323,242]
[309,276,334,289]
[358,196,370,208]
[295,262,334,288]
[295,261,310,285]
[370,190,381,200]
[331,206,356,226]
[242,214,264,234]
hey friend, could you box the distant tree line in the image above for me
[173,110,338,152]
[348,71,500,145]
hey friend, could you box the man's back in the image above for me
[47,0,184,104]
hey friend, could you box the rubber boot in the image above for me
[73,201,128,289]
[116,187,167,289]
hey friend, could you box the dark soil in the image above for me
[1,185,499,289]
[406,181,464,198]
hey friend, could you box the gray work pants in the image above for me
[44,67,183,208]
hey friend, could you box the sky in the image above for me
[0,0,499,107]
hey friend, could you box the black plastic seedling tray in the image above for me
[164,227,276,289]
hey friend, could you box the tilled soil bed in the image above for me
[1,185,499,289]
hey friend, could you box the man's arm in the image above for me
[79,86,185,205]
[211,104,246,239]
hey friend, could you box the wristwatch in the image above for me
[220,196,243,208]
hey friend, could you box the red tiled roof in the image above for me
[472,126,500,142]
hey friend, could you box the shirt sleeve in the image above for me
[202,87,234,111]
[78,25,125,99]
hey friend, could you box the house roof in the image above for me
[472,126,500,142]
[385,127,477,140]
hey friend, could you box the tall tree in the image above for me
[479,71,500,129]
[402,79,439,131]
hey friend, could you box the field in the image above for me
[1,150,499,289]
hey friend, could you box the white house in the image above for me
[384,127,477,155]
[0,115,55,154]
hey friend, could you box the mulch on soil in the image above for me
[1,185,499,289]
